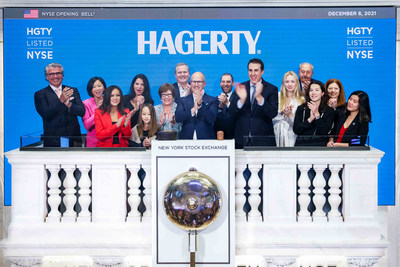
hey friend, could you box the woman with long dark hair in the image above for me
[95,85,133,147]
[123,74,154,127]
[293,80,335,146]
[327,90,371,147]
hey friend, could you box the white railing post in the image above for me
[77,165,92,222]
[61,164,77,222]
[328,164,343,222]
[46,164,61,223]
[126,165,142,222]
[235,166,247,221]
[297,164,312,222]
[247,165,262,222]
[312,164,328,222]
[142,164,151,220]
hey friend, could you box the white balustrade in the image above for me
[328,164,343,222]
[77,165,92,222]
[61,164,77,222]
[142,164,151,220]
[247,164,262,222]
[235,166,247,221]
[126,165,142,222]
[312,164,328,222]
[46,164,61,223]
[3,148,385,266]
[297,164,312,222]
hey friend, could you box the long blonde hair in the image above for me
[279,71,303,111]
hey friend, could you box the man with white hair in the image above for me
[34,63,85,147]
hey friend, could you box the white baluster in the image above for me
[328,164,343,222]
[46,165,61,223]
[142,165,151,221]
[127,165,141,222]
[297,164,312,222]
[235,166,247,221]
[77,165,91,222]
[61,164,77,222]
[247,165,262,222]
[312,164,327,222]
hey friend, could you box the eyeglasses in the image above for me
[190,81,205,85]
[161,93,173,98]
[47,72,63,77]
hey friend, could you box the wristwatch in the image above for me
[315,115,320,119]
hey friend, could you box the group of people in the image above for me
[34,60,371,149]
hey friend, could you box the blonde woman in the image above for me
[272,71,304,146]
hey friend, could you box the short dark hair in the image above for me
[220,73,234,82]
[247,58,264,71]
[86,77,106,97]
[158,83,175,98]
[346,90,372,123]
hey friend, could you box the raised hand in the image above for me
[235,83,247,104]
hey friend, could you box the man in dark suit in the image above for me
[214,73,235,140]
[34,63,85,147]
[173,62,191,103]
[175,72,218,139]
[298,62,315,95]
[229,58,278,148]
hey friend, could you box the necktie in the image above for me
[250,85,256,105]
[55,88,61,98]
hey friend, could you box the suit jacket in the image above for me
[94,108,132,147]
[82,97,99,147]
[229,79,278,148]
[214,92,235,139]
[293,105,335,146]
[175,92,218,139]
[34,85,85,147]
[173,82,181,103]
[333,113,369,146]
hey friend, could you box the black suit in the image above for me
[214,92,235,139]
[229,79,278,148]
[34,85,85,147]
[333,113,369,146]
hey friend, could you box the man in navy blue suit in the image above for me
[214,73,236,140]
[34,63,85,147]
[173,62,191,103]
[175,72,218,140]
[229,58,278,148]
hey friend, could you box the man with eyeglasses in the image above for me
[229,58,278,148]
[34,63,85,147]
[214,73,236,140]
[175,72,218,139]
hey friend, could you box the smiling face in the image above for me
[110,88,121,107]
[141,106,151,125]
[347,94,360,112]
[284,75,296,93]
[220,74,233,94]
[92,80,104,99]
[248,63,264,84]
[299,64,313,84]
[175,65,190,85]
[46,67,64,88]
[327,82,340,99]
[161,89,174,106]
[308,83,324,102]
[190,72,206,94]
[134,78,145,96]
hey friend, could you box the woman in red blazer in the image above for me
[95,85,133,147]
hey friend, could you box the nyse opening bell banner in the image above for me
[3,7,396,205]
